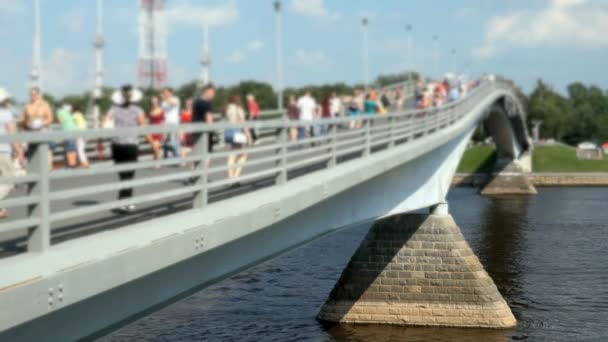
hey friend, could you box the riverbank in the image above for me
[453,172,608,187]
[458,145,608,173]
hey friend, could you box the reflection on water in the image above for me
[103,188,608,342]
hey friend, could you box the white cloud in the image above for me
[290,0,341,21]
[227,39,265,64]
[473,0,608,59]
[165,1,239,28]
[228,51,246,64]
[294,49,330,67]
[247,39,264,52]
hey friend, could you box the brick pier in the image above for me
[317,214,516,328]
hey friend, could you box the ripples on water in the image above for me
[102,188,608,341]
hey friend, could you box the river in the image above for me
[102,187,608,341]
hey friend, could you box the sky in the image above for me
[0,0,607,100]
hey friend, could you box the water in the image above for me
[102,188,608,341]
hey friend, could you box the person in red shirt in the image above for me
[180,98,193,154]
[247,94,260,143]
[147,96,165,161]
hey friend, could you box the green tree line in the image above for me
[526,80,608,145]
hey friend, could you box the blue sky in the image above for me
[1,0,607,99]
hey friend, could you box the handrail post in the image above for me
[328,122,337,168]
[364,118,371,156]
[193,132,209,208]
[276,123,288,185]
[27,143,50,252]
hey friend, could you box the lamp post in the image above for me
[92,0,105,128]
[30,0,41,90]
[362,17,370,90]
[432,34,440,79]
[200,24,211,86]
[273,0,284,110]
[406,24,413,84]
[451,48,456,74]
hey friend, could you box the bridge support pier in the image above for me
[317,210,516,328]
[481,153,537,196]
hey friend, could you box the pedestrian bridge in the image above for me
[0,79,532,340]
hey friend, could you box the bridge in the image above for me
[0,79,533,340]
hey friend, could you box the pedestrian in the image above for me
[161,88,181,159]
[147,96,165,161]
[19,87,54,167]
[330,92,342,117]
[104,85,146,213]
[56,104,79,168]
[352,89,365,129]
[0,88,23,218]
[287,95,299,142]
[224,95,251,179]
[247,94,260,144]
[180,98,193,159]
[297,90,317,139]
[192,83,216,154]
[320,95,332,135]
[380,88,391,110]
[364,91,379,115]
[71,105,89,168]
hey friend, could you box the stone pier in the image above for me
[481,154,537,196]
[317,212,516,328]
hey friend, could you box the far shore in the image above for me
[453,172,608,187]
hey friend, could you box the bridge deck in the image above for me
[0,123,391,257]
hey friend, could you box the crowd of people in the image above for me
[0,75,478,216]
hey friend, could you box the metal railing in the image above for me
[0,80,506,256]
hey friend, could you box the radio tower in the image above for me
[138,0,168,89]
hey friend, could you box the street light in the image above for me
[30,0,41,90]
[406,24,413,84]
[362,17,369,90]
[432,35,440,79]
[92,0,105,128]
[200,24,211,86]
[273,0,284,110]
[451,48,456,73]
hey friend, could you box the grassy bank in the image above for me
[457,145,497,173]
[458,145,608,173]
[532,145,608,172]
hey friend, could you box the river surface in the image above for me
[102,188,608,341]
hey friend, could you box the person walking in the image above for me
[224,95,251,179]
[104,85,146,213]
[297,90,317,139]
[192,83,216,154]
[161,88,181,159]
[330,92,342,118]
[364,91,379,115]
[71,105,89,168]
[147,96,165,161]
[0,88,23,218]
[19,87,54,167]
[287,95,300,142]
[56,104,79,168]
[180,98,193,160]
[246,94,260,144]
[320,95,332,136]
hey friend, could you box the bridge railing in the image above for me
[0,80,502,256]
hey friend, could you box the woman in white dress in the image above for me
[224,95,251,180]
